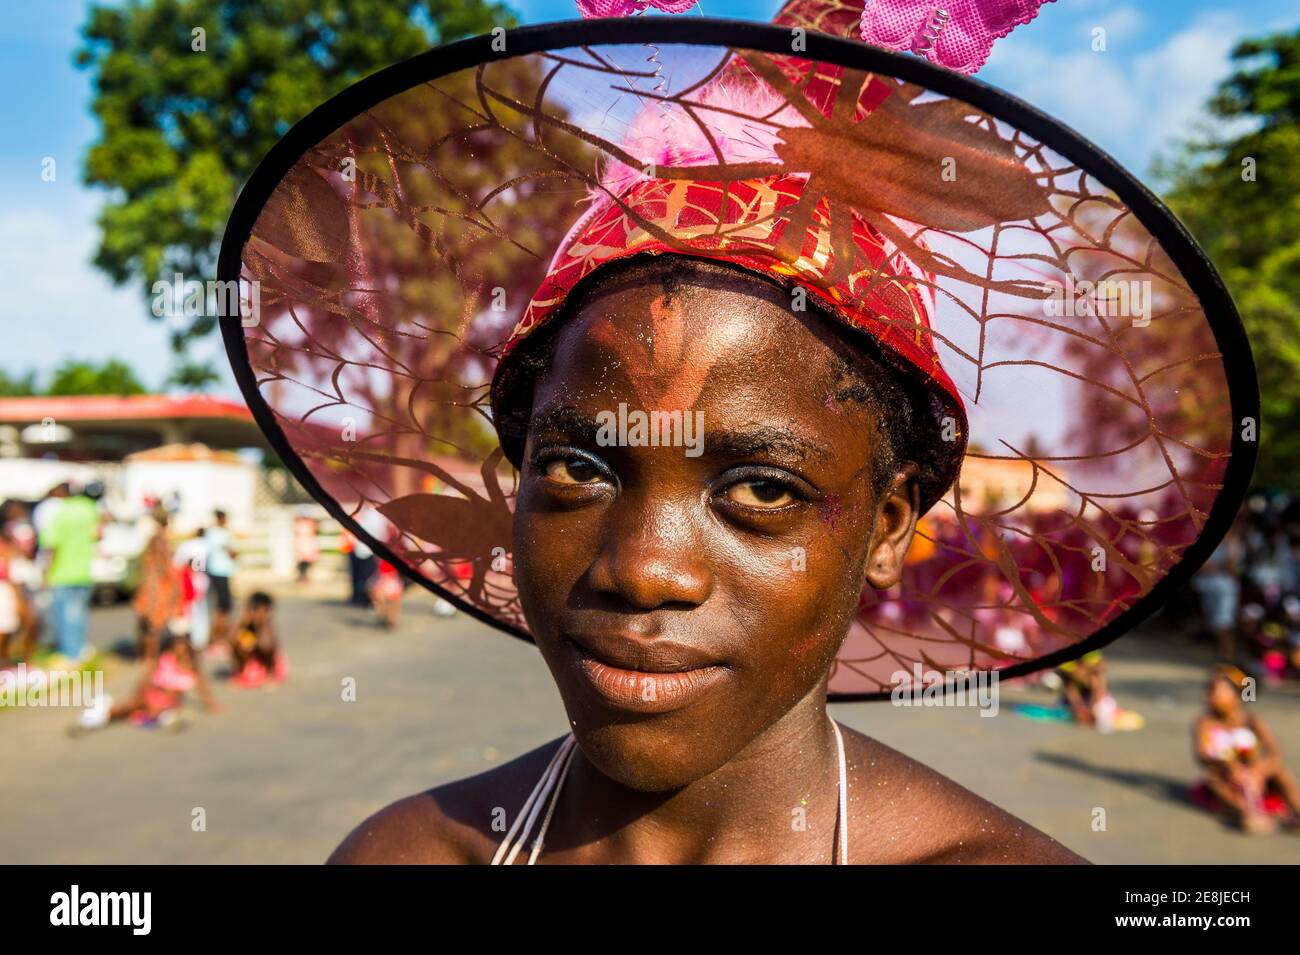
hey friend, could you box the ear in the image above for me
[864,463,921,590]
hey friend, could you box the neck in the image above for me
[553,683,842,864]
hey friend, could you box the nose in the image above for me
[586,494,713,610]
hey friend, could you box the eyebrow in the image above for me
[706,424,832,462]
[530,405,600,445]
[528,406,832,463]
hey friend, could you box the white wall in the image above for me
[121,459,257,532]
[0,458,108,502]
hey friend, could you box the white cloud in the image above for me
[983,10,1245,174]
[0,199,209,392]
[1131,14,1244,162]
[1090,4,1146,45]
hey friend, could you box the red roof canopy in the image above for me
[0,394,253,424]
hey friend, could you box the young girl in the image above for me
[229,591,287,687]
[1193,665,1300,833]
[334,250,1093,862]
[70,635,220,734]
[222,0,1251,864]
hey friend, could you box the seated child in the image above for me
[1059,650,1107,725]
[1193,664,1300,834]
[69,635,219,734]
[229,591,287,687]
[1057,650,1142,732]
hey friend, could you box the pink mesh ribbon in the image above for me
[575,0,1054,75]
[575,0,698,17]
[860,0,1055,73]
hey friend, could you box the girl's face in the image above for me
[1208,677,1240,715]
[511,267,920,790]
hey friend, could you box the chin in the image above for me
[567,715,740,792]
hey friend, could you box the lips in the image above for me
[562,630,729,714]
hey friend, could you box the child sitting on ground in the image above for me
[1193,664,1300,834]
[229,591,287,687]
[1057,650,1143,732]
[69,635,219,735]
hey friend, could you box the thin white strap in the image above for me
[491,735,575,866]
[526,739,579,865]
[494,723,848,865]
[501,735,576,866]
[490,736,568,865]
[830,718,849,865]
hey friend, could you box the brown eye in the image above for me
[725,479,794,509]
[543,456,601,485]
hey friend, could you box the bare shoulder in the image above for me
[327,737,567,865]
[839,725,1088,865]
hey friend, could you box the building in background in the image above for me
[0,394,266,526]
[0,394,334,596]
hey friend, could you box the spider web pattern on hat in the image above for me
[225,29,1250,698]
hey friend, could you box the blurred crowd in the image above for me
[1190,491,1300,685]
[0,479,442,733]
[0,482,248,667]
[2,479,1297,833]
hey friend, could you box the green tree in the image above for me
[165,360,222,391]
[0,371,38,397]
[1161,30,1300,487]
[75,0,515,355]
[46,359,148,396]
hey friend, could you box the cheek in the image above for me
[790,580,860,693]
[510,484,598,633]
[723,522,871,700]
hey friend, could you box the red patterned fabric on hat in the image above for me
[502,68,966,510]
[510,171,961,411]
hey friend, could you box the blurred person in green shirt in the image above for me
[39,481,104,661]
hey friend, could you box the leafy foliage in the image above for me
[46,359,148,396]
[75,0,516,355]
[0,371,39,398]
[1160,30,1300,487]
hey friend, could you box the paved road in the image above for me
[3,586,1298,864]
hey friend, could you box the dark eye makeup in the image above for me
[528,442,815,520]
[529,446,614,487]
[711,465,815,515]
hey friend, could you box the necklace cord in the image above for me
[494,718,848,864]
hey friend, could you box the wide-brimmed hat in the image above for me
[219,11,1256,699]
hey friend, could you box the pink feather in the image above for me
[597,79,809,201]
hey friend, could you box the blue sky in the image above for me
[4,0,1296,394]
